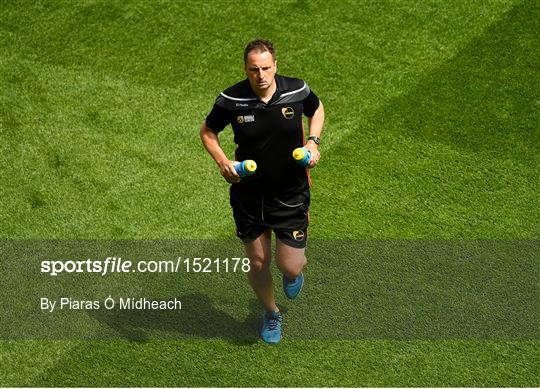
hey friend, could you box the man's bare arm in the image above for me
[305,101,325,167]
[199,121,240,183]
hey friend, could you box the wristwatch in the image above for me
[307,135,321,145]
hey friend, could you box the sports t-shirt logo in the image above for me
[281,107,294,119]
[292,230,304,240]
[237,115,254,123]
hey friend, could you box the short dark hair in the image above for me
[244,39,276,63]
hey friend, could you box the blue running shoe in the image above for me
[260,311,282,344]
[283,272,304,299]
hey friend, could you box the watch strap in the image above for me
[307,135,321,145]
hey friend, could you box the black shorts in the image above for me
[230,185,310,249]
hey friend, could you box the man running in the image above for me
[200,39,325,343]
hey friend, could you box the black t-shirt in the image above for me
[205,74,320,196]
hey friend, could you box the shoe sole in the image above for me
[259,335,282,344]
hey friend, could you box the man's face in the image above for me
[244,50,276,94]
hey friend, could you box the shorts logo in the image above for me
[292,230,304,241]
[237,115,254,123]
[282,107,294,119]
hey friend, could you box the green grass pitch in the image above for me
[1,0,538,386]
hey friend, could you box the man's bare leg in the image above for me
[275,240,307,279]
[244,229,278,312]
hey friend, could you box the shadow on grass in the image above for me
[344,1,538,157]
[88,293,262,344]
[318,1,538,236]
[398,1,536,155]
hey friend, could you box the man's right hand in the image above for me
[218,160,241,184]
[200,122,240,183]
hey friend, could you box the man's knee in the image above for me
[247,253,271,273]
[277,257,306,278]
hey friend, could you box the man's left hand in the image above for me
[305,140,321,168]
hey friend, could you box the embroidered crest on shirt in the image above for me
[237,115,254,123]
[282,107,294,119]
